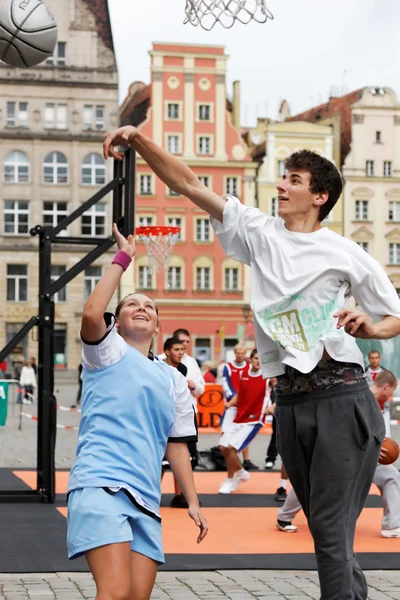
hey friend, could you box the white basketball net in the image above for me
[184,0,274,30]
[138,229,180,274]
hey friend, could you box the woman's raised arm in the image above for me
[81,224,135,343]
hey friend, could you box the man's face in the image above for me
[177,334,190,353]
[276,169,326,221]
[369,352,381,369]
[166,343,185,366]
[250,353,260,371]
[376,383,396,404]
[234,348,247,363]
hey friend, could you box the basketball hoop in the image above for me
[184,0,274,31]
[136,226,180,275]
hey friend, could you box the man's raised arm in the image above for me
[103,126,226,222]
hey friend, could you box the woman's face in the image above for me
[116,294,159,340]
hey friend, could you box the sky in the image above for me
[108,0,400,127]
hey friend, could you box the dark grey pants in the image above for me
[275,382,385,600]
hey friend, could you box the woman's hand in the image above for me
[188,505,208,543]
[103,126,138,160]
[333,309,376,339]
[112,223,136,258]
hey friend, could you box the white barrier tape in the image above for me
[391,420,400,425]
[20,412,79,430]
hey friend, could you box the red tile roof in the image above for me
[287,88,365,165]
[83,0,114,53]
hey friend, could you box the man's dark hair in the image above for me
[368,349,381,357]
[250,348,258,359]
[285,150,343,222]
[163,337,184,352]
[173,328,190,338]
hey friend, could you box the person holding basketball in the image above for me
[103,126,400,600]
[67,224,207,600]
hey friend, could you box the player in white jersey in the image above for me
[277,370,400,538]
[104,126,400,600]
[67,225,208,600]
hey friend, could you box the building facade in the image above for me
[342,87,400,292]
[120,43,258,362]
[0,0,119,370]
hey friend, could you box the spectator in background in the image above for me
[13,359,24,404]
[172,328,205,399]
[201,360,217,383]
[20,359,36,404]
[365,349,386,384]
[30,357,37,375]
[163,336,198,509]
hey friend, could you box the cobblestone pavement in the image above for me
[1,570,400,599]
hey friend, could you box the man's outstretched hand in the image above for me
[103,126,138,160]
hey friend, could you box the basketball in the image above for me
[379,438,400,465]
[0,0,57,67]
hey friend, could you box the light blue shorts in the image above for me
[67,487,164,564]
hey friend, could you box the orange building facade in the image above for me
[120,43,258,362]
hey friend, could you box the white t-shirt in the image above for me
[211,196,400,378]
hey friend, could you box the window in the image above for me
[45,41,66,66]
[198,136,211,155]
[43,202,68,235]
[384,161,392,177]
[376,131,382,143]
[271,197,278,217]
[196,219,211,242]
[167,135,180,154]
[277,160,286,177]
[81,153,106,185]
[81,203,106,236]
[366,160,374,176]
[225,267,239,291]
[355,200,368,221]
[7,265,28,302]
[168,187,181,196]
[83,105,105,131]
[168,266,182,289]
[356,242,369,253]
[198,104,211,121]
[226,177,238,196]
[84,266,102,300]
[196,267,210,290]
[198,176,210,187]
[51,266,66,303]
[389,201,400,221]
[167,103,180,120]
[139,175,153,195]
[195,338,211,364]
[44,103,67,129]
[389,243,400,265]
[138,216,154,227]
[4,201,29,235]
[167,217,182,240]
[43,152,68,184]
[6,101,28,127]
[4,151,30,183]
[138,266,153,290]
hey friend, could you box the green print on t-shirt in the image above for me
[258,296,344,353]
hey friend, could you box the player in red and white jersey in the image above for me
[218,349,269,494]
[365,349,385,384]
[220,345,258,470]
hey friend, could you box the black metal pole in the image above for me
[37,230,55,503]
[124,150,136,235]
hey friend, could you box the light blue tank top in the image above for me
[67,344,175,516]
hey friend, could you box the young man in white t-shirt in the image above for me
[104,126,400,600]
[365,349,385,384]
